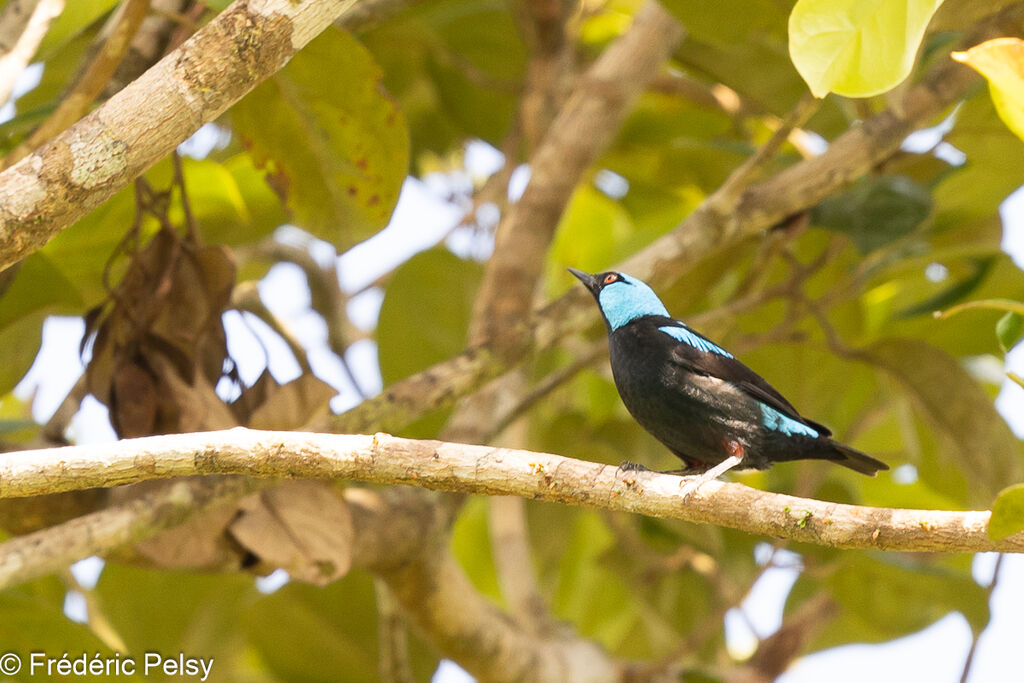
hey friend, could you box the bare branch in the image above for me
[0,429,1020,554]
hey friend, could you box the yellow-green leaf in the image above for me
[789,0,945,98]
[232,28,409,249]
[989,483,1024,539]
[996,311,1024,352]
[952,38,1024,143]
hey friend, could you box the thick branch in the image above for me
[2,429,1020,554]
[0,0,361,270]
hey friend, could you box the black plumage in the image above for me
[569,268,888,482]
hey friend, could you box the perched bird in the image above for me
[569,268,887,492]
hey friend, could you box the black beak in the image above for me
[567,267,600,293]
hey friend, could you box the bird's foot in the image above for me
[618,460,649,472]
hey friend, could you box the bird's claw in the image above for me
[618,460,648,472]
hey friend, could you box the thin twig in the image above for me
[959,553,1005,683]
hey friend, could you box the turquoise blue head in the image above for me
[568,268,669,331]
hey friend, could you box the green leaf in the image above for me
[376,248,482,436]
[247,570,440,683]
[232,28,409,249]
[144,155,287,247]
[38,0,119,57]
[952,38,1024,143]
[789,0,945,98]
[450,497,502,602]
[896,257,993,319]
[812,175,932,253]
[362,2,525,161]
[553,512,638,650]
[96,564,254,657]
[547,185,635,296]
[0,577,120,676]
[0,253,82,330]
[934,95,1024,229]
[803,553,989,648]
[989,483,1024,539]
[866,338,1022,502]
[0,313,45,395]
[996,311,1024,353]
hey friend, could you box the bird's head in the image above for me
[568,268,669,331]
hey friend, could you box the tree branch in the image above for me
[1,429,1020,554]
[0,475,260,590]
[0,0,380,271]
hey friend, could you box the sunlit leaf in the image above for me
[996,311,1024,352]
[38,0,119,57]
[935,96,1024,230]
[789,0,946,97]
[952,38,1024,142]
[233,28,409,249]
[989,483,1024,539]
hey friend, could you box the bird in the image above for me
[568,268,888,494]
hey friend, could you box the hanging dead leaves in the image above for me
[77,167,350,583]
[84,218,236,437]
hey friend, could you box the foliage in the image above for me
[0,0,1023,680]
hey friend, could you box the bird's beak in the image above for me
[567,267,600,293]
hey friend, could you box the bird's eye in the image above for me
[603,273,618,284]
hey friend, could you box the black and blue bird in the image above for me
[569,268,887,489]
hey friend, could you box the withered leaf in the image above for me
[228,481,353,586]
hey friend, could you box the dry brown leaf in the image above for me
[228,481,353,586]
[246,373,336,431]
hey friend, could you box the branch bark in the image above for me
[0,0,372,270]
[2,429,1021,554]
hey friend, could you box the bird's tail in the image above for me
[828,440,889,476]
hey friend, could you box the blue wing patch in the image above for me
[658,325,734,358]
[760,403,819,438]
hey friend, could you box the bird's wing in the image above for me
[661,321,832,438]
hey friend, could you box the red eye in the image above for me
[603,273,618,284]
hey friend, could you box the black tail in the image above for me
[828,440,888,476]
